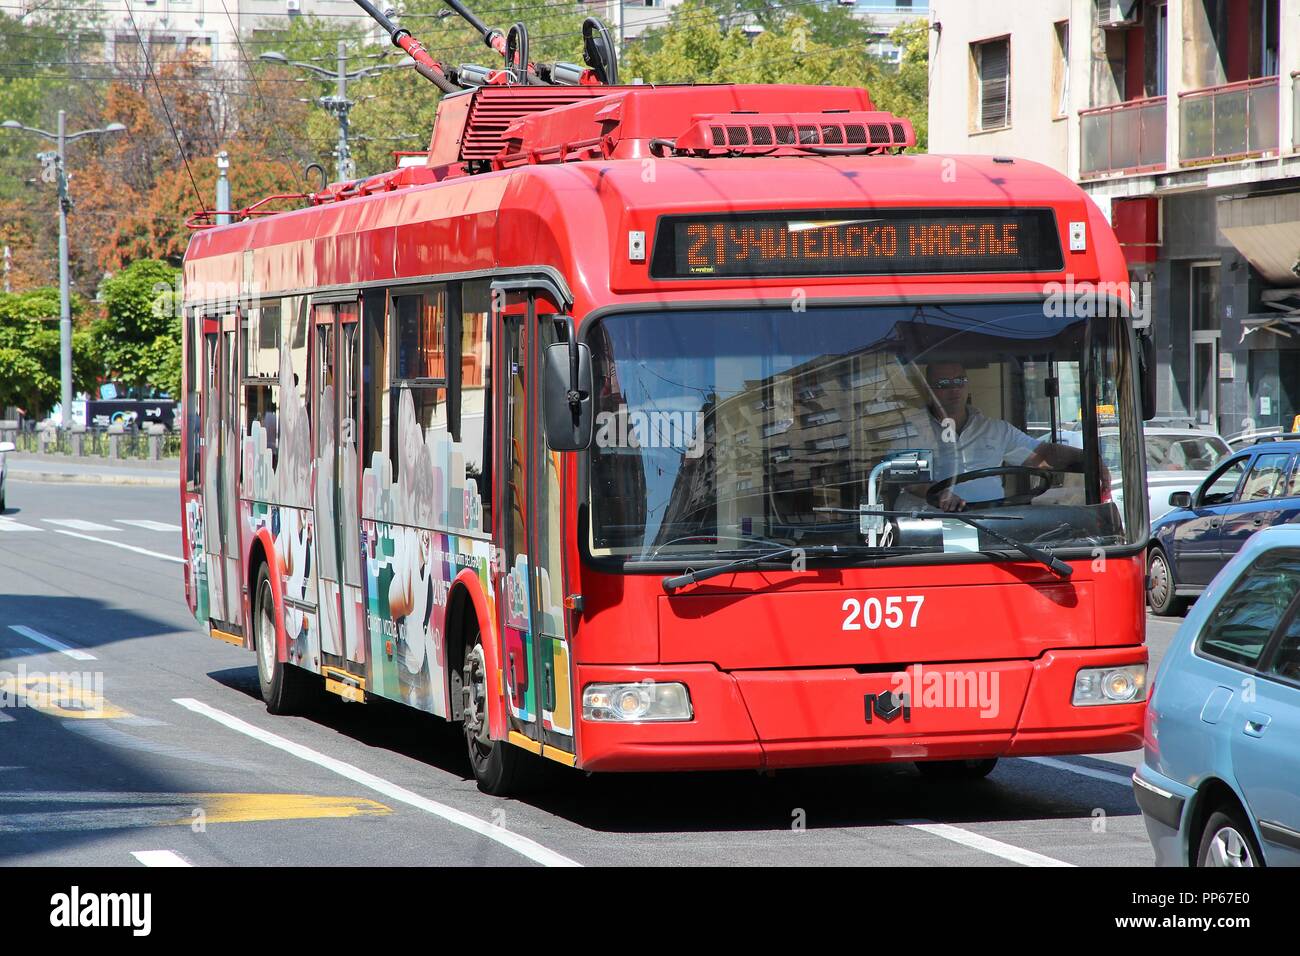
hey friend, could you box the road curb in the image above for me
[10,471,174,487]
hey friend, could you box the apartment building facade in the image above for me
[930,0,1300,439]
[0,0,387,71]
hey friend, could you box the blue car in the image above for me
[1134,526,1300,866]
[1146,440,1300,616]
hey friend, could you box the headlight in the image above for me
[582,681,693,722]
[1073,665,1147,706]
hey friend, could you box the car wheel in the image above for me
[1146,547,1187,616]
[1196,809,1264,868]
[461,626,539,796]
[254,562,316,715]
[915,758,998,780]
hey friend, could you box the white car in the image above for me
[1061,425,1230,524]
[0,439,12,511]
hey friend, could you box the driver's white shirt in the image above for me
[910,407,1041,504]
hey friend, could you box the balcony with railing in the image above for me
[1080,97,1167,178]
[1179,76,1279,165]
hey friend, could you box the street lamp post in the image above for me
[260,43,412,183]
[1,111,125,428]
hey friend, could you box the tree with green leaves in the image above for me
[623,1,927,148]
[91,259,183,398]
[0,287,96,415]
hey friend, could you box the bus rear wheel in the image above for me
[915,758,998,780]
[461,627,538,796]
[254,562,315,715]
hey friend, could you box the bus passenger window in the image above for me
[462,281,491,527]
[186,311,200,486]
[361,290,387,470]
[243,301,281,465]
[390,287,449,483]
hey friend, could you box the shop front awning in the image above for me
[1220,194,1300,284]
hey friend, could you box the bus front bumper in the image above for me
[575,646,1147,772]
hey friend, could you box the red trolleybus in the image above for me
[180,12,1154,794]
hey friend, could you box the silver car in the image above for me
[1060,425,1230,523]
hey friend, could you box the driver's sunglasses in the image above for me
[930,376,968,389]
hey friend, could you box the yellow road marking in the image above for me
[0,674,130,719]
[177,793,391,825]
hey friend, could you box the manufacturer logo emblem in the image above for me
[864,689,911,723]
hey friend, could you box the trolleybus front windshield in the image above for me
[586,302,1142,566]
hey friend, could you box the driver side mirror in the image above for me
[0,441,13,454]
[1168,490,1192,509]
[1139,332,1157,421]
[542,339,593,451]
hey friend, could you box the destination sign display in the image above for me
[648,208,1065,279]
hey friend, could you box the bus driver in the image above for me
[898,361,1095,512]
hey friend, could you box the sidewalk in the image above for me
[6,453,177,487]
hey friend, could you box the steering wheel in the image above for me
[925,466,1056,510]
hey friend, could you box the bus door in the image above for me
[495,289,575,753]
[312,299,366,690]
[201,311,240,628]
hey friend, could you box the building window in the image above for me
[186,36,213,67]
[1053,21,1069,118]
[973,37,1011,131]
[1153,1,1168,96]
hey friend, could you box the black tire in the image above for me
[461,624,540,796]
[253,562,316,715]
[1146,547,1188,616]
[915,758,998,780]
[1196,808,1265,868]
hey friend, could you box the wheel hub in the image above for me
[462,644,491,748]
[1207,827,1255,867]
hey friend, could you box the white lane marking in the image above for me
[43,518,119,532]
[131,850,193,867]
[116,520,182,533]
[53,529,184,564]
[7,625,97,661]
[893,819,1075,867]
[0,518,40,532]
[174,697,581,868]
[1022,756,1134,788]
[0,711,13,722]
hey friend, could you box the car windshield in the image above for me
[587,303,1142,565]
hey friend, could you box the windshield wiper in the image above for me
[815,507,1073,580]
[661,544,873,593]
[929,510,1073,579]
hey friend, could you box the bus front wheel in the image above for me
[254,562,315,715]
[461,627,538,796]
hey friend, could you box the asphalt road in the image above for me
[0,479,1183,867]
